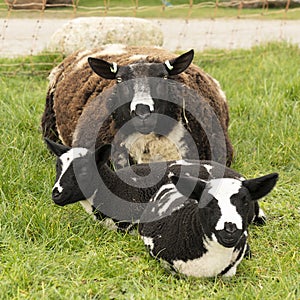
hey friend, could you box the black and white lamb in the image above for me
[139,172,278,277]
[41,45,233,167]
[45,138,277,235]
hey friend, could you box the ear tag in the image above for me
[165,60,174,70]
[110,62,118,73]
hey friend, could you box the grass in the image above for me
[0,42,299,299]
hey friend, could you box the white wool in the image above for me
[172,236,236,277]
[98,44,126,56]
[129,54,148,61]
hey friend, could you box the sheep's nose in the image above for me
[134,104,151,120]
[224,222,238,234]
[52,187,62,200]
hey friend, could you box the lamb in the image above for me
[41,45,233,167]
[45,138,275,234]
[138,172,278,277]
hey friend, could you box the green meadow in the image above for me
[0,42,299,299]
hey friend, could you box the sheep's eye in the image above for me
[116,77,122,83]
[163,75,168,80]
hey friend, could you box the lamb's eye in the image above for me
[116,77,122,83]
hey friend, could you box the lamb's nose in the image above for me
[134,104,151,120]
[52,187,62,200]
[224,222,237,234]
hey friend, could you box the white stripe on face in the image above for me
[53,147,89,193]
[207,178,243,230]
[130,79,154,112]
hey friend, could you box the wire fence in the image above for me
[2,0,299,16]
[0,0,299,76]
[1,0,299,14]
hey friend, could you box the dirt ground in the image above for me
[0,18,299,57]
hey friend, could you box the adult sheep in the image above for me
[41,45,233,167]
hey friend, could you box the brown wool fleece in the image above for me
[41,46,233,165]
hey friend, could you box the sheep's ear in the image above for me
[164,49,194,76]
[88,57,118,80]
[94,144,112,166]
[242,173,279,201]
[44,138,70,157]
[171,175,206,200]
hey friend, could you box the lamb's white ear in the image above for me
[94,144,112,166]
[242,173,279,201]
[164,49,194,76]
[171,175,206,200]
[88,57,118,80]
[44,138,70,157]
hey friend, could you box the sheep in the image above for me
[138,172,278,277]
[44,138,273,234]
[41,45,233,168]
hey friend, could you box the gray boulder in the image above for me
[47,17,164,55]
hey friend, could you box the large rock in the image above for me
[46,17,164,55]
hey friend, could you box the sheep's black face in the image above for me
[200,179,251,248]
[45,138,112,207]
[171,176,253,248]
[172,173,279,248]
[197,197,245,249]
[52,148,91,206]
[88,50,195,135]
[114,64,170,135]
[44,138,86,205]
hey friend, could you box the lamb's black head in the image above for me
[44,138,111,206]
[88,50,194,135]
[171,173,278,248]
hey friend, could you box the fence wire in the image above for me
[0,0,299,76]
